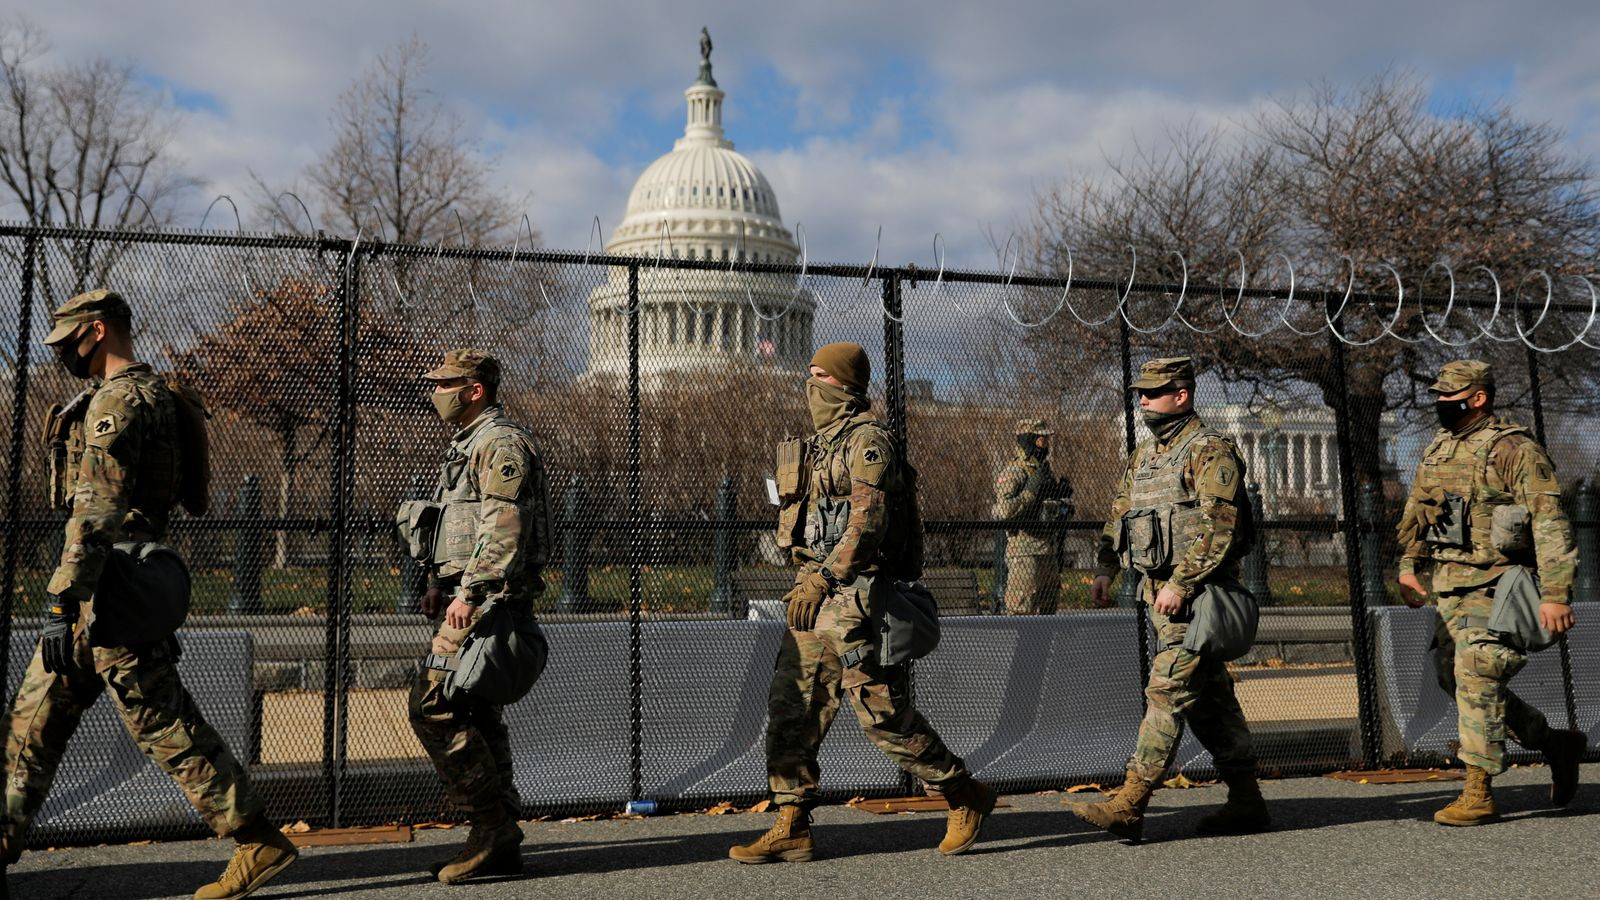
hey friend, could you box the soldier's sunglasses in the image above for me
[1136,385,1180,399]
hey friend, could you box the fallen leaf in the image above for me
[704,801,737,816]
[747,800,771,813]
[1065,783,1106,794]
[1163,774,1196,789]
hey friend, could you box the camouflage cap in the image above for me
[1131,356,1196,390]
[1429,359,1494,395]
[44,288,132,345]
[422,348,501,389]
[1014,417,1055,436]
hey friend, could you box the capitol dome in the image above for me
[587,32,814,379]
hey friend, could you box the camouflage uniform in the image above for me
[2,292,266,863]
[1094,358,1256,783]
[767,403,966,808]
[1398,361,1577,776]
[993,418,1069,615]
[408,350,551,824]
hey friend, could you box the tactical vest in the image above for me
[779,414,922,579]
[1119,424,1225,576]
[431,411,552,577]
[1412,419,1532,569]
[46,367,180,537]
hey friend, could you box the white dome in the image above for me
[586,35,813,381]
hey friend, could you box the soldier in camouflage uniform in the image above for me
[1396,360,1585,825]
[408,349,552,883]
[2,290,297,900]
[993,418,1072,614]
[730,342,996,863]
[1074,357,1268,842]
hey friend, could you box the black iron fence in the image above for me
[1,223,1597,846]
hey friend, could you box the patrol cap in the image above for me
[1429,359,1494,395]
[1131,356,1195,390]
[809,341,870,392]
[1014,417,1055,436]
[44,289,132,345]
[422,348,501,390]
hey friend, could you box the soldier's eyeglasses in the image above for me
[1136,386,1179,399]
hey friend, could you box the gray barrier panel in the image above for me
[640,620,901,802]
[916,612,1147,786]
[1371,603,1599,759]
[504,622,632,807]
[4,630,253,840]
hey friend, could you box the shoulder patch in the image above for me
[848,428,894,487]
[1193,439,1243,501]
[482,440,531,501]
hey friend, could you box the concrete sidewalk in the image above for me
[10,764,1596,899]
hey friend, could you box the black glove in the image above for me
[40,595,79,674]
[420,586,446,618]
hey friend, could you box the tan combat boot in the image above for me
[1069,771,1155,842]
[1543,729,1587,808]
[1433,765,1498,826]
[193,819,299,900]
[1194,772,1271,836]
[437,814,525,884]
[728,805,814,863]
[938,776,998,855]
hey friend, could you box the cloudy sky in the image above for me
[11,1,1600,266]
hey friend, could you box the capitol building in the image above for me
[587,33,813,379]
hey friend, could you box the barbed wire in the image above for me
[14,205,1600,355]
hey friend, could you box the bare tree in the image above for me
[0,17,195,300]
[1027,71,1600,491]
[253,37,524,248]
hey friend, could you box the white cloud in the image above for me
[9,0,1600,262]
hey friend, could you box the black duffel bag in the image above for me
[90,541,191,646]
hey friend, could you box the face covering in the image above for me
[806,377,864,432]
[1142,408,1194,444]
[1017,435,1047,460]
[431,385,473,424]
[56,329,100,379]
[1436,399,1473,432]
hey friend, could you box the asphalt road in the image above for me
[10,764,1597,900]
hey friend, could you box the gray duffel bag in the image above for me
[90,541,191,646]
[441,600,549,706]
[869,578,941,667]
[1488,565,1557,653]
[1181,576,1259,661]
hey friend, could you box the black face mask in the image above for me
[1017,435,1047,460]
[1436,399,1473,431]
[56,332,99,379]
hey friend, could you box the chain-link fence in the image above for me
[1,223,1596,847]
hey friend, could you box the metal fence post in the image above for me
[627,262,644,803]
[1243,482,1271,605]
[0,233,38,712]
[321,237,359,827]
[229,474,265,614]
[1118,316,1150,708]
[1326,302,1383,768]
[708,475,736,616]
[1576,480,1599,601]
[991,532,1009,615]
[556,476,590,613]
[1359,482,1387,608]
[396,474,427,614]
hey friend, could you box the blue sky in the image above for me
[9,1,1600,267]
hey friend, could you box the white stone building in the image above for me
[1209,403,1400,515]
[587,35,813,380]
